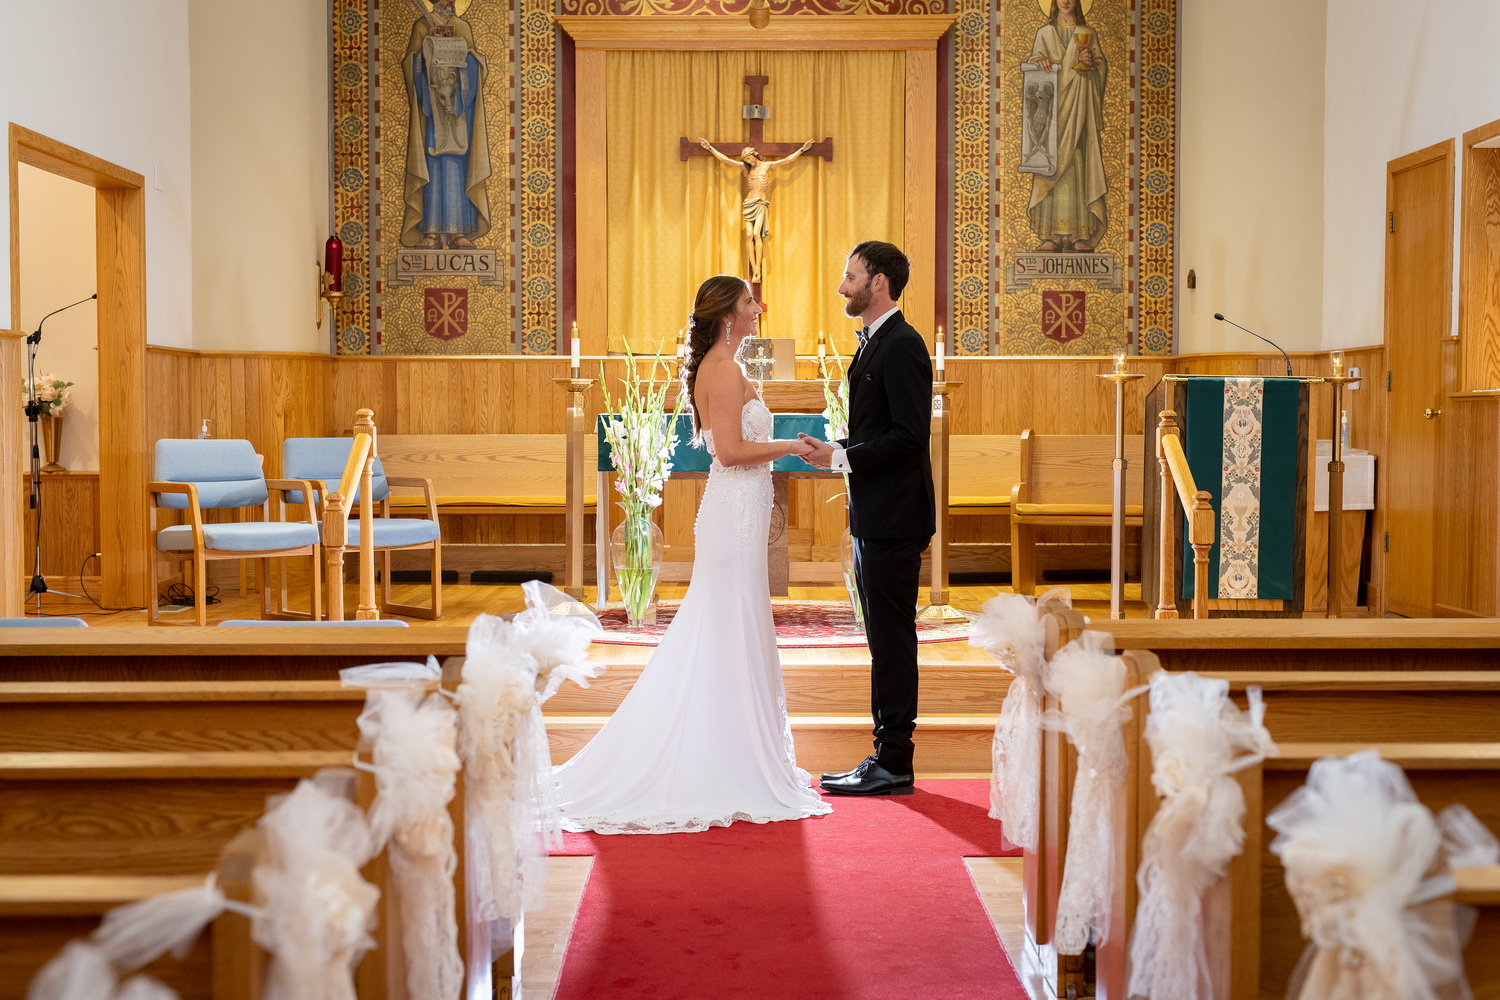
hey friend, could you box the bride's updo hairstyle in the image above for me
[682,274,748,441]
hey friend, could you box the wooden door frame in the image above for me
[1381,138,1453,618]
[9,124,148,613]
[555,14,953,358]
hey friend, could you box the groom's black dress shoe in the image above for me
[820,755,877,783]
[819,758,915,796]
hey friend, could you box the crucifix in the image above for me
[680,75,833,292]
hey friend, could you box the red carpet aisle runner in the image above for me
[552,778,1026,1000]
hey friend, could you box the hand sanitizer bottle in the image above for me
[198,418,212,440]
[1339,409,1350,450]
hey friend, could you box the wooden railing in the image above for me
[323,408,378,621]
[1154,410,1215,619]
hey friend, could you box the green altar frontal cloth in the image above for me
[595,413,832,474]
[1181,377,1301,600]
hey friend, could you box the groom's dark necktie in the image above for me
[856,326,872,348]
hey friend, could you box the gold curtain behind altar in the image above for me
[606,50,904,358]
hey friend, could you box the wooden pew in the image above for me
[0,874,209,1000]
[1108,671,1500,999]
[376,433,597,579]
[1250,742,1500,998]
[1010,430,1144,594]
[1457,865,1500,1000]
[1024,623,1500,999]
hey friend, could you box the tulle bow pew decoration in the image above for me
[1126,672,1277,1000]
[457,581,604,928]
[1042,629,1149,956]
[968,588,1073,850]
[1268,750,1493,1000]
[251,771,379,1000]
[345,661,464,1000]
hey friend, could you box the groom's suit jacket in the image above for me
[837,310,936,540]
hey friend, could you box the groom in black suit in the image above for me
[799,241,935,796]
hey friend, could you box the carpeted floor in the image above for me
[551,778,1026,1000]
[592,600,974,648]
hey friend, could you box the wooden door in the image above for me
[1383,141,1453,617]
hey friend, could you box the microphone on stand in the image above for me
[1214,312,1293,377]
[25,293,98,610]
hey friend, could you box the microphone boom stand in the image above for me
[25,294,96,613]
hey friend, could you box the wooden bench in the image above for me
[1010,430,1144,594]
[948,434,1022,516]
[376,434,597,578]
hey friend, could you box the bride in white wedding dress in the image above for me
[555,275,831,834]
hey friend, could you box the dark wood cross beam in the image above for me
[678,75,834,162]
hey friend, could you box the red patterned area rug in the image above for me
[551,778,1025,1000]
[591,599,973,648]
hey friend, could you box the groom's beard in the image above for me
[843,279,872,319]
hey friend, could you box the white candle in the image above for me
[936,341,945,378]
[570,329,580,375]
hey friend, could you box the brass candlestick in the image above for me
[1097,354,1146,619]
[1324,365,1360,618]
[554,376,597,603]
[918,380,967,624]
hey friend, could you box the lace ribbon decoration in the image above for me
[458,582,603,927]
[1126,673,1277,1000]
[352,684,464,1000]
[1268,749,1477,1000]
[1042,630,1148,955]
[968,588,1072,850]
[252,773,379,1000]
[26,877,257,1000]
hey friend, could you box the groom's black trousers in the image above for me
[851,533,931,774]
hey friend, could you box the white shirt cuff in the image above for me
[830,444,851,473]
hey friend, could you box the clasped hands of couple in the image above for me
[781,434,836,468]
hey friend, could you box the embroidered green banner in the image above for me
[1181,378,1301,600]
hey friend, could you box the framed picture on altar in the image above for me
[1018,63,1060,177]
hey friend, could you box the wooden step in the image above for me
[548,644,1008,715]
[546,715,995,776]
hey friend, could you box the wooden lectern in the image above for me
[1142,376,1311,617]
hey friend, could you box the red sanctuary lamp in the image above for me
[317,234,345,329]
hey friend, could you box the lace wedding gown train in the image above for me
[554,397,831,834]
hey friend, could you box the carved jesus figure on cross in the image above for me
[681,75,833,287]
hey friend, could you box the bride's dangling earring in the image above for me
[724,319,732,346]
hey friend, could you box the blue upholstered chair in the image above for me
[0,617,87,627]
[149,439,322,626]
[282,437,442,620]
[217,618,408,627]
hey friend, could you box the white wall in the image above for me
[18,166,100,472]
[1176,0,1327,354]
[0,0,192,347]
[1323,0,1500,348]
[189,0,330,353]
